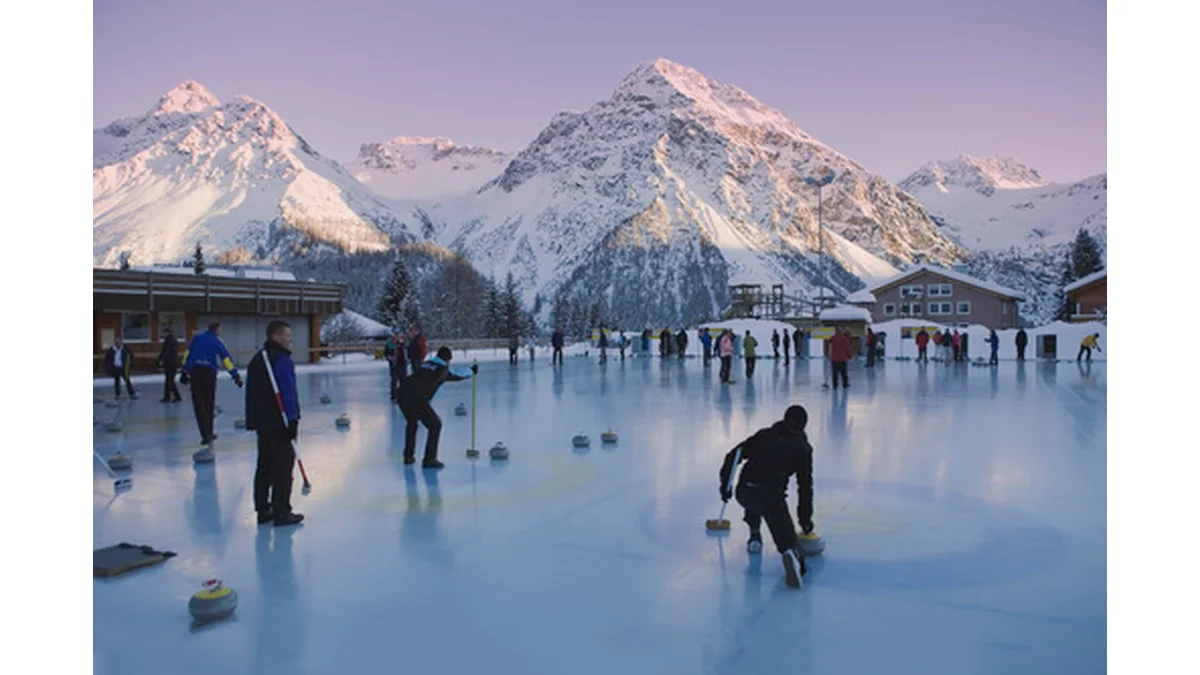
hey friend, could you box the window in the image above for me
[957,301,971,315]
[900,284,924,299]
[900,302,921,316]
[158,312,185,339]
[928,283,953,297]
[1002,302,1009,315]
[121,312,151,343]
[884,303,896,316]
[928,302,952,315]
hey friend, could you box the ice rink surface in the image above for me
[93,354,1106,675]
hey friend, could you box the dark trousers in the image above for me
[189,367,217,444]
[990,350,999,365]
[745,356,756,378]
[783,347,790,366]
[866,345,875,367]
[831,361,849,388]
[400,397,442,462]
[703,346,711,364]
[509,348,518,365]
[389,363,406,400]
[111,369,135,398]
[1076,346,1092,362]
[162,367,180,401]
[254,430,295,516]
[719,355,732,382]
[736,483,798,553]
[918,346,928,361]
[553,347,563,365]
[1017,345,1026,361]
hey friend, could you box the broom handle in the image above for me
[470,360,477,449]
[261,349,311,487]
[719,447,743,514]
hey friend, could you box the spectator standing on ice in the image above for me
[527,335,537,362]
[181,321,242,447]
[106,338,137,400]
[743,330,758,378]
[598,330,609,364]
[244,320,304,527]
[865,328,876,368]
[988,330,1000,365]
[701,328,713,365]
[660,328,672,358]
[718,329,734,384]
[916,328,930,362]
[952,330,962,362]
[508,332,519,365]
[619,331,627,361]
[156,328,182,402]
[551,329,565,365]
[397,346,477,469]
[828,327,852,390]
[384,332,405,401]
[772,330,780,359]
[1077,333,1101,362]
[795,329,804,359]
[676,329,688,360]
[782,329,791,366]
[960,331,968,361]
[1015,328,1028,361]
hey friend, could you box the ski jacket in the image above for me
[1016,331,1028,347]
[916,331,929,348]
[399,356,473,403]
[552,331,564,349]
[829,332,852,362]
[245,340,299,433]
[989,333,1000,352]
[182,330,239,379]
[719,420,815,529]
[1081,335,1099,349]
[952,332,961,348]
[408,335,427,364]
[700,332,712,349]
[743,336,758,358]
[782,331,791,350]
[157,334,180,369]
[718,333,733,357]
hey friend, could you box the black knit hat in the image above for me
[437,346,452,362]
[784,405,808,430]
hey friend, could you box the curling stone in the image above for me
[105,421,123,433]
[188,579,238,623]
[234,417,246,429]
[192,447,215,463]
[489,441,510,460]
[600,429,618,443]
[320,394,332,405]
[335,414,351,429]
[104,401,120,409]
[572,433,590,448]
[798,532,825,556]
[455,403,468,416]
[107,453,132,471]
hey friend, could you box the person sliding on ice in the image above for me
[988,329,1000,365]
[157,328,182,402]
[1015,328,1028,361]
[743,330,758,378]
[397,346,477,469]
[105,338,137,400]
[717,329,734,384]
[1077,333,1101,362]
[552,329,565,365]
[782,329,791,366]
[181,321,242,447]
[828,327,852,389]
[718,404,814,589]
[245,320,303,527]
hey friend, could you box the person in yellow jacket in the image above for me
[743,330,759,378]
[1077,333,1102,362]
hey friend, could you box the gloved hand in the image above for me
[287,419,298,441]
[799,517,814,536]
[233,373,244,388]
[720,486,732,503]
[179,371,190,385]
[471,363,479,374]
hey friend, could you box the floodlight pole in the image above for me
[805,172,835,310]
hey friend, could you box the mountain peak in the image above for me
[900,155,1048,195]
[150,81,220,116]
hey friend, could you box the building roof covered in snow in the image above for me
[820,305,872,322]
[846,289,876,304]
[1064,268,1106,294]
[129,265,298,280]
[321,309,392,341]
[870,265,1025,301]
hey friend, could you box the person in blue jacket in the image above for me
[181,320,242,446]
[245,320,303,526]
[988,329,1000,366]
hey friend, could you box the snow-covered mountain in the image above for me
[93,81,411,267]
[346,137,509,201]
[898,155,1106,323]
[428,58,963,326]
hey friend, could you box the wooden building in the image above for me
[93,267,344,374]
[1063,269,1106,322]
[867,265,1025,330]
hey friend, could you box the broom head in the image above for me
[705,518,731,532]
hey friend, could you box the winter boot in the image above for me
[274,512,304,527]
[782,548,806,589]
[403,454,416,465]
[747,532,763,554]
[422,458,445,470]
[257,508,274,525]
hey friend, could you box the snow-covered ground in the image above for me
[93,349,1105,674]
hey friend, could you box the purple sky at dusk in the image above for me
[93,0,1105,183]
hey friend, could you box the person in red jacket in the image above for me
[828,328,852,389]
[915,328,930,362]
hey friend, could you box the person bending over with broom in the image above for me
[718,405,815,588]
[397,346,477,469]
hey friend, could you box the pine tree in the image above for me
[1054,252,1076,322]
[484,280,504,338]
[402,293,423,333]
[193,244,206,275]
[503,272,522,338]
[551,294,569,331]
[117,251,131,271]
[378,258,411,330]
[1070,229,1104,280]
